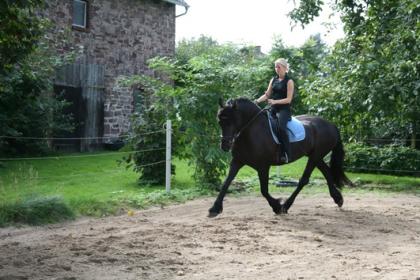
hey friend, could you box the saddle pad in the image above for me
[267,113,306,143]
[287,117,305,142]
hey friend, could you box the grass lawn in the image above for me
[0,151,419,226]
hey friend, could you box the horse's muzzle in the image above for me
[220,135,234,152]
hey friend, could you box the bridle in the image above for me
[220,107,268,146]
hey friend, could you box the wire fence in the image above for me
[1,130,418,142]
[0,129,165,141]
[344,166,420,175]
[0,128,419,177]
[0,148,165,161]
[0,123,171,186]
[363,138,420,142]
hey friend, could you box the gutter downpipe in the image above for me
[176,3,189,17]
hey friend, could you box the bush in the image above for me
[344,143,420,176]
[121,40,269,189]
[0,2,75,156]
[119,76,175,186]
[0,195,75,227]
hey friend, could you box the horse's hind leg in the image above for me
[281,158,316,213]
[316,160,343,207]
[258,166,282,214]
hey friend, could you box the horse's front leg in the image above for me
[208,160,243,217]
[258,166,282,214]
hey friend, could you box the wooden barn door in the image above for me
[53,84,83,151]
[80,64,104,152]
[54,63,104,152]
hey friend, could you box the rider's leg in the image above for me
[276,110,291,163]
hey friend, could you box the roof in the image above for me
[162,0,189,8]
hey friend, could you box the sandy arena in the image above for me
[0,193,419,280]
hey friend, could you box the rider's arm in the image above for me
[255,78,273,103]
[269,79,294,105]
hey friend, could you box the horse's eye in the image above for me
[219,117,229,124]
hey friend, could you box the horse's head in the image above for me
[217,97,260,151]
[217,98,239,151]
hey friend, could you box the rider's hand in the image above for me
[253,99,259,104]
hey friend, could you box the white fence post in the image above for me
[165,120,172,193]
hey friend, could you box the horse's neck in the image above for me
[237,104,260,127]
[237,107,265,135]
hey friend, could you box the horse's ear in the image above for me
[226,98,233,107]
[218,97,224,108]
[227,99,236,109]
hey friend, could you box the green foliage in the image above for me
[122,36,270,188]
[290,0,420,146]
[1,152,419,226]
[289,0,324,26]
[68,198,120,217]
[119,76,174,185]
[0,153,214,225]
[345,143,420,176]
[170,39,269,187]
[270,34,328,115]
[0,195,75,226]
[176,36,219,64]
[122,35,332,188]
[0,0,45,68]
[0,0,75,156]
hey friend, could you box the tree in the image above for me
[270,34,328,115]
[0,0,74,156]
[122,37,269,188]
[0,0,45,70]
[291,0,420,147]
[122,34,334,186]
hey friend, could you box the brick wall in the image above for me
[43,0,176,138]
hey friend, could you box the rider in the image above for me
[255,58,294,163]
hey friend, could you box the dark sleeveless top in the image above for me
[271,74,291,112]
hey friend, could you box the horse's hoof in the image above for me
[275,210,288,215]
[279,204,288,214]
[208,211,220,218]
[208,206,222,218]
[337,198,343,208]
[279,209,288,214]
[272,198,284,214]
[274,204,288,215]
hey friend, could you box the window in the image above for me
[72,0,87,29]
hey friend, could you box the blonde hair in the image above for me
[275,58,289,72]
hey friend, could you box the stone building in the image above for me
[42,0,189,151]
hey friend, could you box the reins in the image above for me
[221,105,269,145]
[236,107,268,138]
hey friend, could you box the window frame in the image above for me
[72,0,89,31]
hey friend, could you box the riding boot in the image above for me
[278,128,291,163]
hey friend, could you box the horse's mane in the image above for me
[232,97,260,112]
[232,97,261,115]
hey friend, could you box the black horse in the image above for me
[209,97,353,217]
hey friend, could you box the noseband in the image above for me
[220,108,267,146]
[220,134,237,146]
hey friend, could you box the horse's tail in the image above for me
[330,130,353,189]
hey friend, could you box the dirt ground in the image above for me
[0,193,419,280]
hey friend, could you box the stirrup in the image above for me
[280,153,288,163]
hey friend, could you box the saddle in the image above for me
[267,111,305,144]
